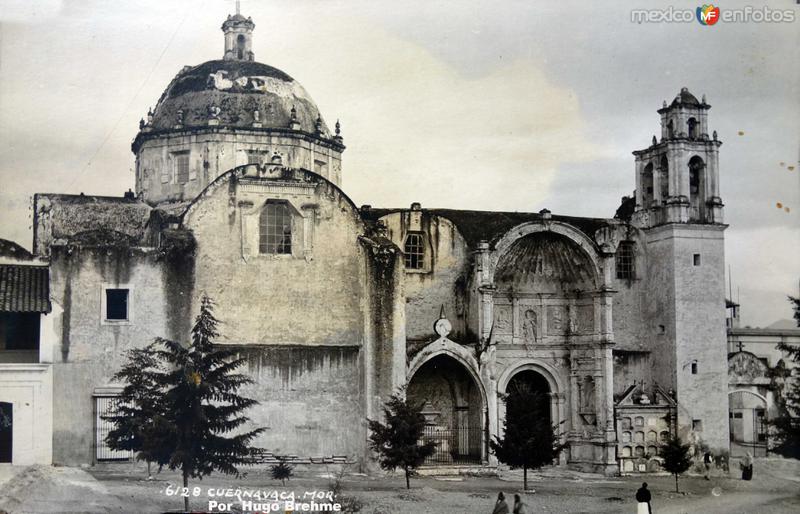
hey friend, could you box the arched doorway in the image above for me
[505,370,552,427]
[407,354,484,464]
[729,390,768,457]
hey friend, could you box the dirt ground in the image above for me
[1,457,798,514]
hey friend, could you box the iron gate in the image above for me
[95,396,134,461]
[421,426,482,465]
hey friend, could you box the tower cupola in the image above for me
[631,87,723,227]
[222,2,255,61]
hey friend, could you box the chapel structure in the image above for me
[0,10,730,474]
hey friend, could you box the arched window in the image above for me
[404,232,425,269]
[259,201,292,254]
[616,241,635,279]
[659,155,669,201]
[688,156,705,220]
[687,118,698,139]
[642,163,654,204]
[237,34,246,59]
[667,120,675,138]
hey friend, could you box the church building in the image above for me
[0,11,730,475]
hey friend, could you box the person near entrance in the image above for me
[635,482,652,514]
[492,492,510,514]
[740,452,754,480]
[703,451,713,480]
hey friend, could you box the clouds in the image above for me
[0,0,797,326]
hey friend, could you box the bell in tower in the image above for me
[222,1,255,61]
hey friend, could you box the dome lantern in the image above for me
[222,1,255,61]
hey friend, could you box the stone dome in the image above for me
[671,87,702,107]
[144,59,330,135]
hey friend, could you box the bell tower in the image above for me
[631,88,730,452]
[222,1,255,61]
[632,87,723,228]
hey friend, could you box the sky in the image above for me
[0,0,798,327]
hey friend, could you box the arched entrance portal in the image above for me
[505,370,552,427]
[729,390,768,457]
[407,355,484,464]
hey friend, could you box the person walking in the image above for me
[703,451,713,480]
[512,493,529,514]
[635,482,652,514]
[492,492,510,514]
[740,451,753,480]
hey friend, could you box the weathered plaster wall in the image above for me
[136,131,342,204]
[0,364,52,464]
[184,172,364,346]
[671,225,729,450]
[181,170,387,462]
[645,224,729,451]
[612,350,651,396]
[379,212,472,342]
[48,246,170,465]
[236,346,364,460]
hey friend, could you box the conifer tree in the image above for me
[661,435,693,493]
[367,392,437,489]
[770,295,800,458]
[104,342,172,478]
[106,295,264,512]
[490,386,565,490]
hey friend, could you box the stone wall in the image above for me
[645,224,729,451]
[136,131,342,204]
[47,245,170,465]
[378,212,472,343]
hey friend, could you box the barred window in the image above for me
[616,241,635,279]
[175,152,190,184]
[404,232,424,270]
[259,202,292,255]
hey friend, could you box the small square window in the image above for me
[105,289,129,321]
[692,419,703,432]
[693,254,701,266]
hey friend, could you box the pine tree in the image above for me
[367,392,437,489]
[661,435,692,493]
[490,385,565,491]
[156,295,265,512]
[270,457,294,485]
[104,342,172,478]
[770,295,800,458]
[107,295,265,512]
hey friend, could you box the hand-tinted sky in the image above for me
[1,0,798,326]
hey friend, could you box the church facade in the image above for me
[0,12,730,474]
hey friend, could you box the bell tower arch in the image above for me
[632,87,723,226]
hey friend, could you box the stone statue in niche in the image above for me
[522,309,538,344]
[547,306,565,335]
[580,376,596,414]
[568,316,578,335]
[494,305,512,335]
